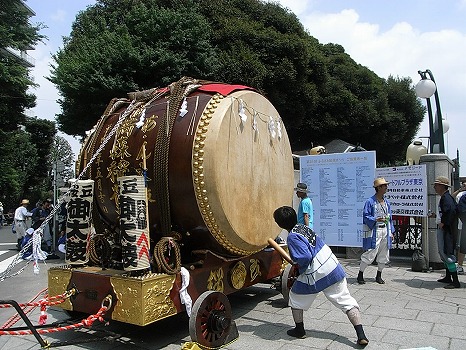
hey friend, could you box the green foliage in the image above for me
[0,58,36,130]
[0,0,46,131]
[0,121,74,211]
[24,118,56,200]
[50,0,218,135]
[0,130,38,211]
[49,0,425,164]
[0,0,49,211]
[51,135,75,186]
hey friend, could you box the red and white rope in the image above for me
[0,293,110,337]
[1,288,76,329]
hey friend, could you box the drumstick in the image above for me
[267,238,293,264]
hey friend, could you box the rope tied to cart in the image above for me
[1,288,77,329]
[0,294,111,337]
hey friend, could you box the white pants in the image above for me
[289,278,359,313]
[360,226,390,267]
[14,220,27,239]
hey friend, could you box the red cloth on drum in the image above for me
[198,84,255,96]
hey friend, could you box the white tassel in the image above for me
[238,99,247,123]
[180,267,193,317]
[32,228,48,262]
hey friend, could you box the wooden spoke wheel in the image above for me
[189,291,232,348]
[281,263,298,304]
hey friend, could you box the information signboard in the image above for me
[300,151,376,247]
[375,165,427,217]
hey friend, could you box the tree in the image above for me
[50,0,218,136]
[0,0,47,211]
[0,0,46,131]
[50,135,75,188]
[49,0,425,164]
[0,129,38,211]
[24,118,57,201]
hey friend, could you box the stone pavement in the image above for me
[1,225,466,349]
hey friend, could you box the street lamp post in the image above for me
[414,69,445,153]
[415,69,454,269]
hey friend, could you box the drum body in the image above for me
[78,82,294,257]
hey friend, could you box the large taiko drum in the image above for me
[78,78,294,257]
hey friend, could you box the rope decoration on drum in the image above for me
[235,97,283,140]
[79,98,128,178]
[153,237,181,274]
[153,77,202,235]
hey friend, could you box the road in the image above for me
[1,225,466,349]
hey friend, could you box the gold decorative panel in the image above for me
[111,273,177,326]
[207,267,224,292]
[48,267,73,311]
[249,259,261,282]
[231,261,246,290]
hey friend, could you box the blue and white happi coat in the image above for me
[287,224,346,294]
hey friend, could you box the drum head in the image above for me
[193,90,294,255]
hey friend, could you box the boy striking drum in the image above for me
[273,206,368,346]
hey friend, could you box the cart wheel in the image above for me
[281,263,298,304]
[189,291,232,348]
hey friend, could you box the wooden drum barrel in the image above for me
[78,78,294,257]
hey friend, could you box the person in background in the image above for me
[21,228,34,260]
[40,199,53,253]
[14,199,33,250]
[0,202,3,226]
[295,182,313,229]
[358,178,395,285]
[31,201,43,230]
[432,176,460,289]
[273,206,369,346]
[55,228,66,259]
[452,181,466,275]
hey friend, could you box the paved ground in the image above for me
[1,225,466,349]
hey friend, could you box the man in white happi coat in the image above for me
[14,199,33,249]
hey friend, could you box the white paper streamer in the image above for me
[252,110,258,132]
[238,99,247,123]
[276,118,282,140]
[32,228,47,262]
[179,97,188,118]
[268,116,276,138]
[135,107,146,128]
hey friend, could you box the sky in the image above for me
[26,0,466,168]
